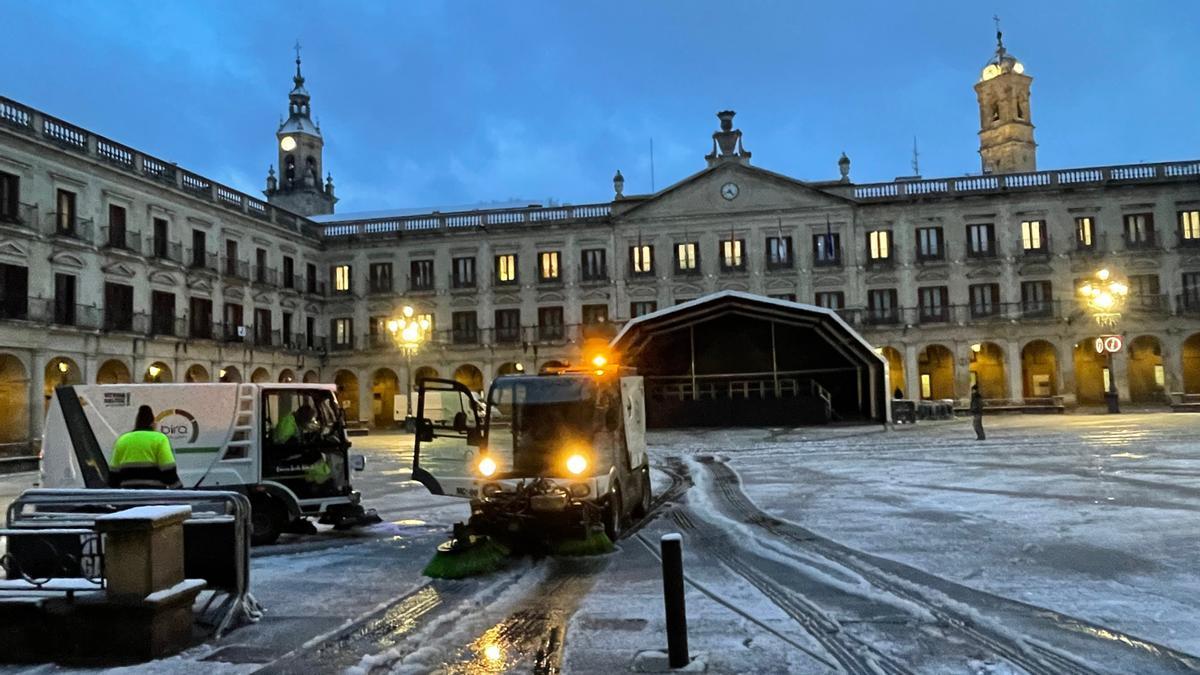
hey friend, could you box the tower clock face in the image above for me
[280,136,297,152]
[720,182,739,200]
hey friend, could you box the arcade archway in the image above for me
[917,344,955,400]
[96,359,132,384]
[279,368,296,383]
[1073,338,1107,404]
[219,366,242,383]
[250,367,271,383]
[334,370,360,420]
[302,370,319,383]
[1021,340,1058,398]
[969,342,1006,400]
[1184,333,1200,394]
[184,364,210,383]
[453,364,484,392]
[496,362,525,377]
[1128,335,1165,403]
[143,361,173,383]
[413,366,439,385]
[371,368,400,428]
[0,354,29,446]
[879,347,905,398]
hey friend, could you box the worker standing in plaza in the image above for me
[108,405,183,489]
[970,385,985,441]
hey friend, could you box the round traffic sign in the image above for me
[1103,335,1123,353]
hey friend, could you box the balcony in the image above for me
[1176,293,1200,316]
[367,279,394,295]
[451,327,479,345]
[45,216,92,244]
[189,321,217,340]
[1177,232,1200,249]
[408,275,436,294]
[149,315,187,338]
[812,255,842,269]
[223,257,250,280]
[450,275,477,291]
[148,237,183,263]
[917,306,950,324]
[187,250,219,273]
[252,266,278,286]
[495,326,522,344]
[0,202,38,232]
[582,321,618,340]
[864,256,894,271]
[305,279,326,296]
[537,324,565,342]
[1019,299,1056,320]
[103,311,149,334]
[1122,231,1160,251]
[1129,294,1170,314]
[1070,233,1106,257]
[329,336,355,352]
[101,226,141,253]
[1020,244,1051,260]
[915,252,946,266]
[965,248,998,261]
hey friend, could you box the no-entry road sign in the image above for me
[1094,335,1124,354]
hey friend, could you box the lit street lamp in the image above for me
[386,305,431,427]
[1079,268,1128,413]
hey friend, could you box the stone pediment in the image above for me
[812,274,845,288]
[537,291,566,303]
[580,288,611,301]
[915,267,950,282]
[450,296,477,308]
[965,265,1002,280]
[280,297,299,310]
[864,272,899,285]
[1180,254,1200,269]
[187,277,213,292]
[48,250,85,269]
[617,162,852,222]
[101,262,138,279]
[718,280,751,292]
[251,291,273,304]
[224,285,245,300]
[148,270,179,287]
[493,293,521,305]
[1018,262,1054,276]
[367,300,394,313]
[764,277,796,291]
[0,240,28,260]
[628,285,658,299]
[1127,256,1163,271]
[671,282,704,296]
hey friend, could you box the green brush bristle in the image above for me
[422,538,510,579]
[550,531,615,556]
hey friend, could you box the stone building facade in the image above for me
[1,37,1199,463]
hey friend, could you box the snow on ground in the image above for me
[648,413,1200,658]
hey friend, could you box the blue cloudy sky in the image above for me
[2,1,1197,213]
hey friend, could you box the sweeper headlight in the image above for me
[477,456,497,477]
[481,482,503,498]
[566,453,588,475]
[568,482,590,498]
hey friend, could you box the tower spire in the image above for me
[293,40,305,87]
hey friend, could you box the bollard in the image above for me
[660,533,689,669]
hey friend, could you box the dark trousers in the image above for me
[973,414,985,440]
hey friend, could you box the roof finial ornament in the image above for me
[993,15,1005,57]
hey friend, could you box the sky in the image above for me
[1,1,1198,214]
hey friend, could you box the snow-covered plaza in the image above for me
[2,413,1198,674]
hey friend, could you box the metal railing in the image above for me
[186,249,219,272]
[223,257,250,280]
[321,202,612,240]
[0,202,37,231]
[45,215,92,243]
[148,237,183,262]
[101,226,141,252]
[1122,230,1160,251]
[252,266,278,286]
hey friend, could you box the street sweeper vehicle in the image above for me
[412,359,651,576]
[40,383,380,545]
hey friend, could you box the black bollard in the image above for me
[660,533,689,668]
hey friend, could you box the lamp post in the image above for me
[386,305,430,428]
[1078,268,1128,414]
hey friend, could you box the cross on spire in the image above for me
[293,40,303,80]
[993,15,1005,51]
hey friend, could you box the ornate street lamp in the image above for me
[386,305,431,425]
[1078,268,1128,413]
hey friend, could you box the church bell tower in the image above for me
[265,45,337,216]
[974,28,1037,174]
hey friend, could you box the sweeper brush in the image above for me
[548,529,614,556]
[422,536,510,580]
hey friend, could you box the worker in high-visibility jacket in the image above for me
[108,405,183,489]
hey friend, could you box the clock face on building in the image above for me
[280,136,297,152]
[720,182,739,200]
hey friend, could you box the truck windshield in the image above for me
[486,377,597,476]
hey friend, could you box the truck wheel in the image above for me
[632,467,652,518]
[604,484,623,541]
[251,496,287,546]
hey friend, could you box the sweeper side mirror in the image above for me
[466,428,482,447]
[417,418,435,443]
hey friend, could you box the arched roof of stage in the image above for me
[611,291,890,423]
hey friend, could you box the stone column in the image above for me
[1058,336,1077,405]
[1006,339,1024,402]
[1161,332,1183,394]
[904,343,920,399]
[357,367,373,428]
[1113,348,1131,403]
[28,351,45,442]
[954,341,973,403]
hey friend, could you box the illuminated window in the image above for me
[675,242,698,273]
[332,264,352,293]
[1154,364,1166,388]
[920,374,932,399]
[539,251,560,281]
[867,230,891,262]
[720,239,744,270]
[631,244,653,275]
[495,254,517,284]
[1021,220,1045,251]
[1075,217,1094,249]
[332,317,353,347]
[1180,210,1200,242]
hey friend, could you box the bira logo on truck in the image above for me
[153,408,199,444]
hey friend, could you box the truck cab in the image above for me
[412,367,650,541]
[41,383,376,545]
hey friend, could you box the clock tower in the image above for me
[974,28,1037,175]
[265,46,336,216]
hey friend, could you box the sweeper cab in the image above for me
[412,355,650,545]
[40,383,381,545]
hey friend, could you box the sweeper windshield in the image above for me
[484,376,599,478]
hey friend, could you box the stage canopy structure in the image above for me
[611,291,889,426]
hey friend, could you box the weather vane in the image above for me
[294,40,302,63]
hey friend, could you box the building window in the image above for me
[969,283,1000,317]
[766,236,793,269]
[282,311,292,346]
[332,264,352,293]
[538,306,564,341]
[368,262,393,293]
[107,204,127,248]
[1123,213,1155,248]
[306,262,318,294]
[0,171,18,223]
[1075,217,1095,250]
[410,259,434,291]
[103,282,134,332]
[582,304,609,324]
[631,301,658,317]
[915,227,944,261]
[0,264,29,320]
[452,257,476,289]
[1182,272,1200,310]
[56,189,76,234]
[225,240,240,277]
[306,316,316,348]
[1130,274,1161,310]
[495,254,518,284]
[967,223,995,257]
[1020,280,1053,317]
[151,218,169,259]
[867,288,898,323]
[254,307,272,344]
[867,230,891,263]
[224,303,244,341]
[581,249,607,281]
[630,244,654,275]
[189,297,213,339]
[451,312,478,344]
[1021,220,1047,253]
[814,291,844,310]
[674,242,698,274]
[918,286,948,322]
[331,318,354,348]
[1179,210,1200,246]
[494,309,521,343]
[54,273,76,326]
[191,230,207,268]
[812,232,841,266]
[539,251,561,282]
[283,256,295,289]
[720,239,745,271]
[151,291,176,336]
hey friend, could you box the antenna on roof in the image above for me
[650,137,656,192]
[911,136,920,176]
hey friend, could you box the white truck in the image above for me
[40,383,379,544]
